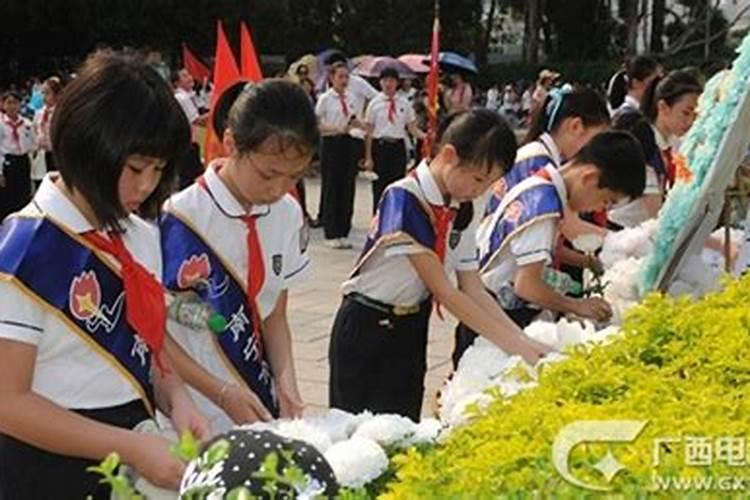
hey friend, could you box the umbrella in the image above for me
[398,54,430,74]
[287,53,319,82]
[423,51,478,74]
[354,56,416,79]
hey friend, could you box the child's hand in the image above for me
[128,434,186,490]
[574,297,612,322]
[170,391,210,442]
[219,383,272,424]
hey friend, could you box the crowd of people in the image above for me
[0,46,706,497]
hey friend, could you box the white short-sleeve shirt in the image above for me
[608,165,661,228]
[0,174,162,410]
[315,88,358,133]
[174,87,200,125]
[162,164,310,432]
[341,161,479,306]
[364,92,416,140]
[0,114,35,168]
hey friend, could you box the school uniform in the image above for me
[315,87,360,240]
[611,94,640,119]
[365,92,416,211]
[0,114,35,221]
[33,104,56,172]
[608,163,661,228]
[453,164,565,367]
[0,174,160,499]
[329,160,478,421]
[174,87,206,189]
[653,124,679,192]
[160,164,310,433]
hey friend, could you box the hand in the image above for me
[0,174,5,188]
[508,334,551,365]
[276,377,304,419]
[586,255,604,275]
[127,434,186,491]
[349,118,365,130]
[170,390,210,442]
[219,382,272,424]
[574,297,613,323]
[361,157,374,171]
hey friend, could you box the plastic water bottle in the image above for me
[543,268,583,296]
[166,292,227,334]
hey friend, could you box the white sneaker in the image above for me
[325,238,341,249]
[337,238,353,249]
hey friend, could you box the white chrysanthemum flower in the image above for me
[403,418,443,446]
[305,408,361,444]
[237,421,277,433]
[524,320,559,348]
[352,413,417,447]
[274,419,333,453]
[600,219,657,269]
[324,437,388,488]
[572,233,604,253]
[445,393,494,428]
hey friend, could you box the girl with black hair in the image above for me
[607,55,662,117]
[161,79,318,433]
[329,109,550,421]
[0,52,208,499]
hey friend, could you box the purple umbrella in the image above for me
[354,56,416,79]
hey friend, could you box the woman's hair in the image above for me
[1,90,22,102]
[44,76,63,96]
[436,108,517,175]
[51,51,190,229]
[607,55,660,110]
[211,79,251,139]
[572,130,646,199]
[612,110,664,178]
[226,79,319,157]
[641,69,703,122]
[525,85,609,144]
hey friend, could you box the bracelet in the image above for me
[217,382,233,409]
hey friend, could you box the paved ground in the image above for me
[289,175,455,418]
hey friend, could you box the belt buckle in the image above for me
[393,304,419,316]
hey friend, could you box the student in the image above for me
[363,67,425,212]
[607,55,662,118]
[453,131,646,365]
[329,109,550,421]
[444,72,473,114]
[161,80,316,433]
[0,52,207,499]
[0,91,35,221]
[315,62,363,249]
[33,76,63,172]
[172,68,209,189]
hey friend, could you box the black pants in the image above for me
[176,142,205,190]
[44,150,57,172]
[0,154,32,221]
[329,296,431,421]
[452,306,541,369]
[372,139,406,213]
[0,399,149,500]
[320,135,357,239]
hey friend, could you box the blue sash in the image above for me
[160,212,279,417]
[0,216,155,414]
[486,153,553,216]
[352,184,436,275]
[480,181,564,269]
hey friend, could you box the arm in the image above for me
[407,253,547,363]
[363,121,375,171]
[0,339,184,489]
[407,120,426,141]
[164,334,271,423]
[559,210,607,240]
[514,261,611,321]
[262,291,304,418]
[642,194,662,219]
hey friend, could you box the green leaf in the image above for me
[226,486,254,500]
[203,438,231,466]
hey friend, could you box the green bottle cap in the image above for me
[207,314,228,334]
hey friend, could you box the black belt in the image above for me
[375,137,404,144]
[4,153,29,160]
[346,292,427,316]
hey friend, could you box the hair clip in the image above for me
[545,83,573,131]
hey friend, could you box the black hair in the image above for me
[572,130,646,199]
[226,79,319,157]
[612,110,665,178]
[436,108,517,175]
[170,67,186,85]
[2,90,22,102]
[43,76,63,95]
[607,55,660,110]
[641,69,703,122]
[525,85,609,144]
[325,51,347,66]
[51,51,190,229]
[211,79,251,139]
[379,67,399,80]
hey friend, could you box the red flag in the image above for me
[182,43,211,83]
[422,4,441,159]
[205,21,241,163]
[240,22,263,81]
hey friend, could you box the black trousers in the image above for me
[0,154,32,221]
[452,306,541,370]
[329,296,431,421]
[320,135,358,239]
[371,139,406,213]
[177,142,205,190]
[0,399,149,500]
